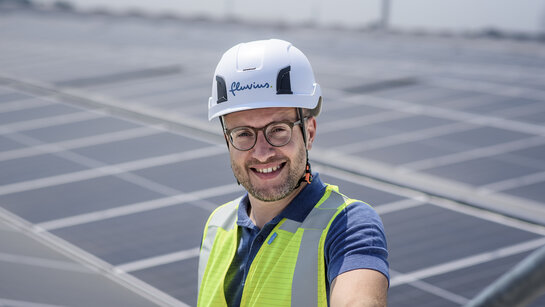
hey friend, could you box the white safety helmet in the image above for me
[208,39,322,121]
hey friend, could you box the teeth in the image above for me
[256,165,280,174]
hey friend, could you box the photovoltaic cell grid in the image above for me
[1,9,545,307]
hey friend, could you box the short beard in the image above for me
[231,147,306,202]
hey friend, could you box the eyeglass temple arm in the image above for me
[219,116,231,149]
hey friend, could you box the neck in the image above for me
[247,183,306,229]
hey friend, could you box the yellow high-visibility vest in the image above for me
[198,184,362,306]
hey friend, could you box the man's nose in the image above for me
[251,131,275,161]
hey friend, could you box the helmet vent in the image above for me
[216,75,228,103]
[276,66,293,95]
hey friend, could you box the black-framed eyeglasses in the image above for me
[224,119,306,151]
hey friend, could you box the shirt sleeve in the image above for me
[324,201,389,285]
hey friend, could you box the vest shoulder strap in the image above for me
[290,185,350,306]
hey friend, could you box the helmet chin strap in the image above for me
[296,108,313,187]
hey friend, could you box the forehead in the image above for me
[224,107,297,128]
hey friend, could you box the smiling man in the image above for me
[198,39,389,306]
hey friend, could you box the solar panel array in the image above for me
[1,9,545,306]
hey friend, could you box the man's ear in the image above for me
[305,116,317,150]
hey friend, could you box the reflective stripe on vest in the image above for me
[198,185,356,306]
[198,196,241,306]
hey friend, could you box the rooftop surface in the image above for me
[1,8,545,306]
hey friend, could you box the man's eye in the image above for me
[234,130,254,138]
[268,124,289,135]
[271,127,287,133]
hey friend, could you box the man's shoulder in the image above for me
[205,195,244,228]
[325,185,378,214]
[342,198,382,223]
[323,187,383,227]
[217,195,244,210]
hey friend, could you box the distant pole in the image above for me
[380,0,390,30]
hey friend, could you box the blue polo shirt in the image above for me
[223,173,389,305]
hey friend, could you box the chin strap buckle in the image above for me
[304,162,313,184]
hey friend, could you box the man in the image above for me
[198,39,389,306]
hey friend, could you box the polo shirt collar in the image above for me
[237,173,327,229]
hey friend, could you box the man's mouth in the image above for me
[251,162,286,175]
